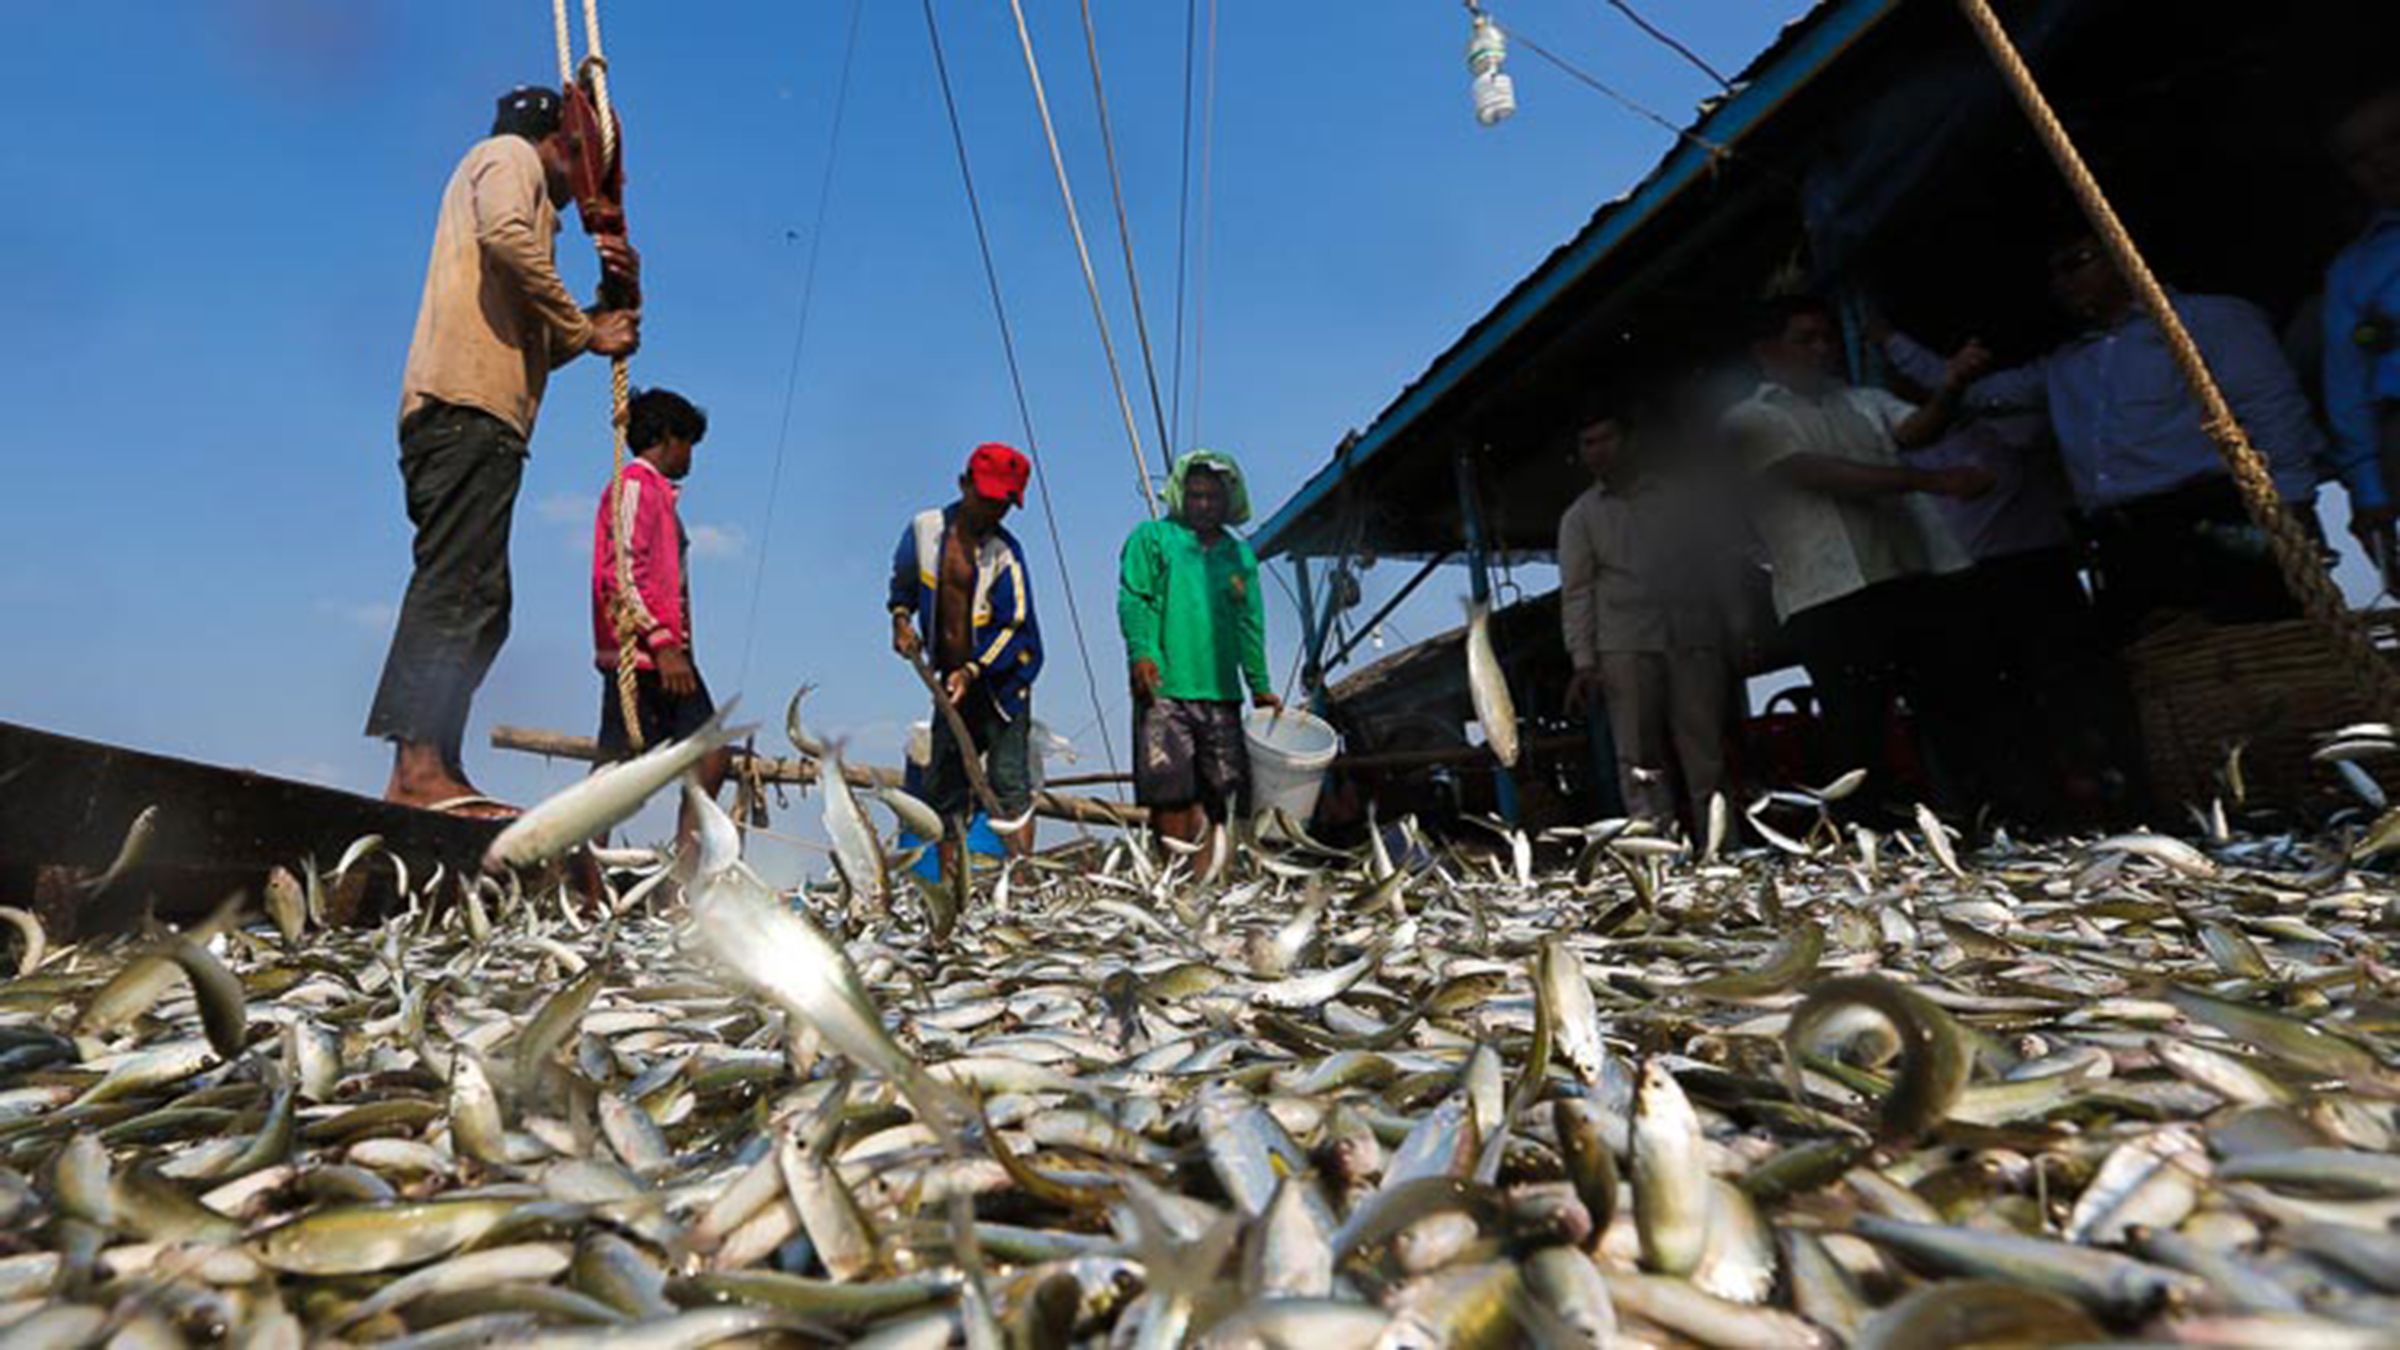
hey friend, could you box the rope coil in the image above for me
[1953,0,2400,718]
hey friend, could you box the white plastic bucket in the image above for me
[1245,707,1340,834]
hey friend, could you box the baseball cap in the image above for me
[492,85,564,141]
[967,442,1031,507]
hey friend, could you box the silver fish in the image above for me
[485,702,746,870]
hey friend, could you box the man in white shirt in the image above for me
[1558,409,1731,829]
[1725,296,1996,818]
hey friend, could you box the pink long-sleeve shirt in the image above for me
[592,458,690,670]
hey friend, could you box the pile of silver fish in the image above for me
[12,735,2400,1349]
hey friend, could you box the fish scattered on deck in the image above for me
[9,739,2400,1347]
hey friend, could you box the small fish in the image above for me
[820,745,892,912]
[250,1198,530,1276]
[485,702,747,870]
[1808,768,1869,803]
[448,1050,510,1167]
[166,937,248,1062]
[1684,923,1824,1002]
[262,866,306,942]
[1914,803,1962,879]
[0,906,45,977]
[81,804,160,896]
[1786,976,1970,1144]
[1538,938,1610,1090]
[1463,599,1520,767]
[2092,831,2216,877]
[2357,806,2400,861]
[2335,759,2388,810]
[1632,1058,1710,1277]
[333,833,385,882]
[690,870,938,1111]
[686,779,743,881]
[877,786,946,842]
[785,681,828,759]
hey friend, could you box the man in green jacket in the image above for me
[1119,450,1282,845]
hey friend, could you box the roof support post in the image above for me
[1453,446,1521,825]
[1291,555,1326,707]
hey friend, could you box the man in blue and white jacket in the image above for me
[887,443,1045,892]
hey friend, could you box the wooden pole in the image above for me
[488,725,1146,829]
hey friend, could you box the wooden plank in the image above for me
[490,725,1148,829]
[0,721,503,937]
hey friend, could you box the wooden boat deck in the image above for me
[0,721,503,939]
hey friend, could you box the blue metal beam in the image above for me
[1291,556,1323,695]
[1252,0,1903,561]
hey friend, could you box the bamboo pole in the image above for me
[488,725,1145,829]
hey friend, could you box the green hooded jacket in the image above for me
[1118,451,1271,702]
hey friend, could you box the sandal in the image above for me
[420,794,524,821]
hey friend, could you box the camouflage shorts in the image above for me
[1134,697,1248,817]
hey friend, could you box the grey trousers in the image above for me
[364,404,526,775]
[1597,647,1729,828]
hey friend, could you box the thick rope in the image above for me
[1954,0,2400,717]
[564,0,647,751]
[1003,0,1160,519]
[550,0,573,86]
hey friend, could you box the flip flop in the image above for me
[420,794,524,821]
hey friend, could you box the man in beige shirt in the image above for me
[1559,410,1732,828]
[366,86,640,814]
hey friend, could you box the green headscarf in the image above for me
[1163,449,1252,527]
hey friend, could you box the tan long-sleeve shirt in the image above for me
[397,136,594,440]
[1558,473,1737,667]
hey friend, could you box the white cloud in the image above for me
[688,524,747,560]
[535,492,588,525]
[316,599,397,630]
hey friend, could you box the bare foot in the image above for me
[385,743,517,818]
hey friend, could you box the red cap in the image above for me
[967,442,1030,507]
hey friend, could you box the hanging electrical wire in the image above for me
[1165,0,1200,456]
[1002,0,1162,517]
[920,0,1122,781]
[1076,0,1176,472]
[736,0,867,693]
[1599,0,1734,92]
[1500,16,1732,158]
[1188,0,1222,451]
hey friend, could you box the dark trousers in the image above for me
[364,404,526,774]
[2087,476,2308,644]
[1959,547,2141,823]
[1783,576,2007,821]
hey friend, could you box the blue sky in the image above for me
[1,1,1808,875]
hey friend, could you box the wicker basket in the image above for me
[2122,613,2398,815]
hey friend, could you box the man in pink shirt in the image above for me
[593,389,730,818]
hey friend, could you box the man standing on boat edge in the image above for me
[1119,450,1281,848]
[889,444,1045,896]
[365,86,640,817]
